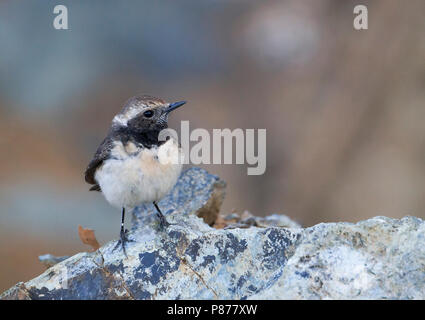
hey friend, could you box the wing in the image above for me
[84,136,114,192]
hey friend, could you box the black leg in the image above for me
[120,207,125,233]
[113,207,132,256]
[153,201,169,229]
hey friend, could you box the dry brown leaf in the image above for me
[212,214,227,229]
[78,225,100,251]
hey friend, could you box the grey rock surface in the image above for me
[1,168,424,300]
[221,212,301,229]
[38,254,70,268]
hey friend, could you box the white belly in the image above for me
[95,139,183,209]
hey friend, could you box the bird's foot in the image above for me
[157,213,171,230]
[113,228,134,257]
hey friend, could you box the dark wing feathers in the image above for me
[84,136,114,192]
[89,184,102,191]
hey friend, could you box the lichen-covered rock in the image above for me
[216,211,301,229]
[38,254,70,268]
[251,216,425,300]
[1,168,424,300]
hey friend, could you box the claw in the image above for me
[157,213,170,230]
[113,228,133,257]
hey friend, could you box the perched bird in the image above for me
[85,95,186,255]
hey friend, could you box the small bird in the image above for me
[85,95,186,255]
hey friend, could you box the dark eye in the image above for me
[143,110,154,118]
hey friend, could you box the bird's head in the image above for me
[113,95,186,132]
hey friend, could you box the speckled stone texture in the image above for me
[1,168,424,300]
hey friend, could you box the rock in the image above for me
[1,168,424,300]
[250,216,425,299]
[216,211,301,229]
[38,254,70,268]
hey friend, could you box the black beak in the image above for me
[166,101,186,113]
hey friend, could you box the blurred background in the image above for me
[1,0,424,292]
